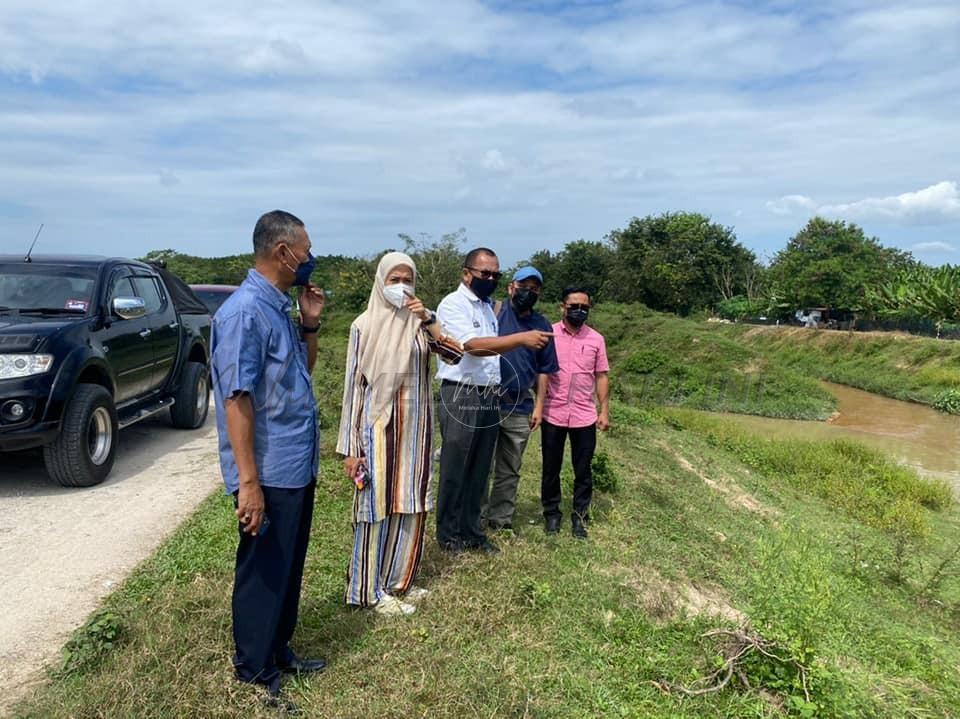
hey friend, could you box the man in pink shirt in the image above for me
[541,286,610,539]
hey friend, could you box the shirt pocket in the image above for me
[572,344,598,374]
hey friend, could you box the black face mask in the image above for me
[566,308,589,327]
[511,288,539,313]
[469,275,499,300]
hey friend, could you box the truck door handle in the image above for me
[168,322,179,330]
[139,329,152,338]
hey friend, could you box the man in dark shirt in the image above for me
[482,266,559,532]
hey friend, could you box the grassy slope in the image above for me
[14,409,960,718]
[727,324,960,407]
[574,304,835,420]
[14,310,960,718]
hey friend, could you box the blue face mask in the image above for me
[282,246,316,287]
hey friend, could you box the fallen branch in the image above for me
[651,627,811,702]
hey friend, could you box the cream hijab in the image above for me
[354,251,423,423]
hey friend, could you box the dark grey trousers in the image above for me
[482,409,532,529]
[436,381,500,548]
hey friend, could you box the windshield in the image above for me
[0,263,98,314]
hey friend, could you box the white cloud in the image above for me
[911,241,956,253]
[765,195,817,216]
[819,182,960,224]
[0,1,958,262]
[481,149,507,172]
[765,182,960,227]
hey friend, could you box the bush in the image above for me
[622,349,670,374]
[932,388,960,414]
[591,450,620,493]
[58,609,126,677]
[744,531,868,717]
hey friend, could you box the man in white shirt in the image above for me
[436,248,553,554]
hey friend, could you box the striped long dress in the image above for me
[337,322,458,606]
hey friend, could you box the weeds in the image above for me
[932,388,960,414]
[57,609,125,678]
[591,450,620,493]
[665,409,951,539]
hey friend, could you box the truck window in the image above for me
[130,276,165,315]
[0,263,97,313]
[108,274,134,303]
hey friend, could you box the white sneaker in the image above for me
[373,594,416,616]
[404,586,430,602]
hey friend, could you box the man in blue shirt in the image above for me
[483,266,559,532]
[211,210,326,707]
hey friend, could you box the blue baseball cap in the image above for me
[513,266,543,285]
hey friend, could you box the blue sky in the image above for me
[1,0,958,266]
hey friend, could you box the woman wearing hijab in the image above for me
[337,252,462,615]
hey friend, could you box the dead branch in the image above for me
[652,626,811,702]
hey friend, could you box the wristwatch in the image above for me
[300,322,320,334]
[422,312,437,326]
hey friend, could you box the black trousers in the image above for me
[232,480,315,692]
[436,381,500,548]
[541,420,596,520]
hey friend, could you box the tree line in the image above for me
[143,213,959,328]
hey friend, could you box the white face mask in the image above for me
[383,282,413,310]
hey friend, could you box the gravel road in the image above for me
[0,413,221,715]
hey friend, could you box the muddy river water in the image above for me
[707,382,960,490]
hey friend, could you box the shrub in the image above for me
[932,388,960,414]
[58,609,126,677]
[622,349,670,374]
[591,450,620,493]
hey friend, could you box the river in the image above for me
[708,382,960,489]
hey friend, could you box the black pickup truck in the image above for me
[0,255,212,487]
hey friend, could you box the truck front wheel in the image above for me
[43,384,118,487]
[170,361,210,429]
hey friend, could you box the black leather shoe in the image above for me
[278,655,327,675]
[544,515,561,534]
[571,514,588,539]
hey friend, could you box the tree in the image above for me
[605,212,756,314]
[523,240,615,303]
[873,265,960,338]
[767,217,915,312]
[398,228,468,310]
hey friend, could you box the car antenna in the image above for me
[24,223,44,263]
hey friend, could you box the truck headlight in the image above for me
[0,354,55,380]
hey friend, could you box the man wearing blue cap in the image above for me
[482,266,559,532]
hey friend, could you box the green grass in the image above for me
[14,398,960,718]
[13,307,960,717]
[726,324,960,411]
[662,408,952,539]
[582,304,837,420]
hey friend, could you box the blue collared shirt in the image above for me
[497,302,559,414]
[210,269,319,494]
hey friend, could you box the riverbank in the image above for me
[728,324,960,411]
[13,396,960,717]
[582,304,837,420]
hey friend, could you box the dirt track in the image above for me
[0,413,221,715]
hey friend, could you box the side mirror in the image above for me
[112,296,146,320]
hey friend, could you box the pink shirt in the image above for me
[542,321,609,428]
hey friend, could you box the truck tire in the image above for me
[43,384,119,488]
[170,361,210,429]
